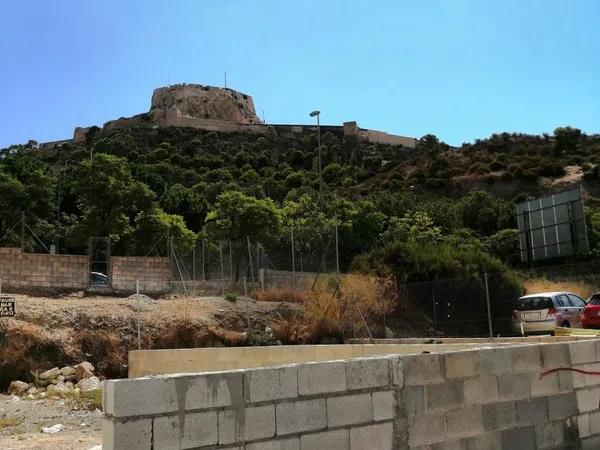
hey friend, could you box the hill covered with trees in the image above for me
[2,125,600,282]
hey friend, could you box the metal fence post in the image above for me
[334,212,340,286]
[219,242,225,295]
[247,236,255,286]
[21,211,25,251]
[244,276,250,331]
[192,247,196,282]
[201,239,206,281]
[484,272,493,338]
[432,283,437,329]
[291,226,296,291]
[136,280,141,350]
[229,240,234,286]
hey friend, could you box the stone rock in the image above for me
[46,382,71,397]
[27,386,38,395]
[60,366,76,377]
[149,84,261,125]
[8,380,29,395]
[74,362,94,381]
[77,376,100,392]
[41,424,64,434]
[39,367,61,380]
[57,375,65,382]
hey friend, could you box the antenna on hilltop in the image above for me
[224,71,227,89]
[262,110,266,124]
[168,75,170,88]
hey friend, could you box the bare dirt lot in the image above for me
[0,293,302,382]
[0,293,302,449]
[0,395,102,450]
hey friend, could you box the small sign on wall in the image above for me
[0,296,16,317]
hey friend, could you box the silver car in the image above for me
[512,291,587,335]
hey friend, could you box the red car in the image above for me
[581,293,600,328]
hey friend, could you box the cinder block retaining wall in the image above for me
[0,247,89,288]
[106,339,600,449]
[129,343,525,378]
[0,248,171,292]
[111,256,171,292]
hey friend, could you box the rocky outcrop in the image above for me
[150,84,261,124]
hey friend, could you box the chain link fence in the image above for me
[5,209,600,339]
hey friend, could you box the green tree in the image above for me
[486,229,520,265]
[205,191,282,277]
[162,184,207,232]
[282,194,334,258]
[132,208,197,254]
[416,134,447,157]
[380,211,442,244]
[553,126,582,156]
[459,191,514,236]
[67,154,155,249]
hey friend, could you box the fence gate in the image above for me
[89,237,111,287]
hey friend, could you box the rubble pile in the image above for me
[7,361,101,400]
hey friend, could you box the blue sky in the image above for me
[1,0,599,148]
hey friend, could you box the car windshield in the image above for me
[516,296,553,311]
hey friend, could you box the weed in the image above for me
[224,292,237,303]
[84,389,103,411]
[523,278,594,298]
[247,329,279,346]
[0,416,23,429]
[251,287,302,303]
[270,274,397,344]
[208,327,246,346]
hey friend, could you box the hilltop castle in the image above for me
[70,84,416,148]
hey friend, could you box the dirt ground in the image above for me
[0,395,102,450]
[0,293,303,449]
[8,293,301,332]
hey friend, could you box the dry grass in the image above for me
[271,274,398,344]
[208,326,247,346]
[0,323,66,390]
[77,330,127,379]
[523,278,595,298]
[0,416,23,429]
[251,287,303,303]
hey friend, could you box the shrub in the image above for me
[251,287,302,303]
[0,323,67,390]
[584,165,600,181]
[246,329,279,346]
[208,327,247,346]
[523,278,594,298]
[538,160,565,177]
[468,162,491,174]
[490,159,506,171]
[224,292,237,303]
[270,274,397,343]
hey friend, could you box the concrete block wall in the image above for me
[104,356,404,450]
[111,256,171,292]
[128,343,524,378]
[0,247,89,288]
[108,339,600,449]
[402,340,600,449]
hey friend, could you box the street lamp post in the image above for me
[309,110,322,207]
